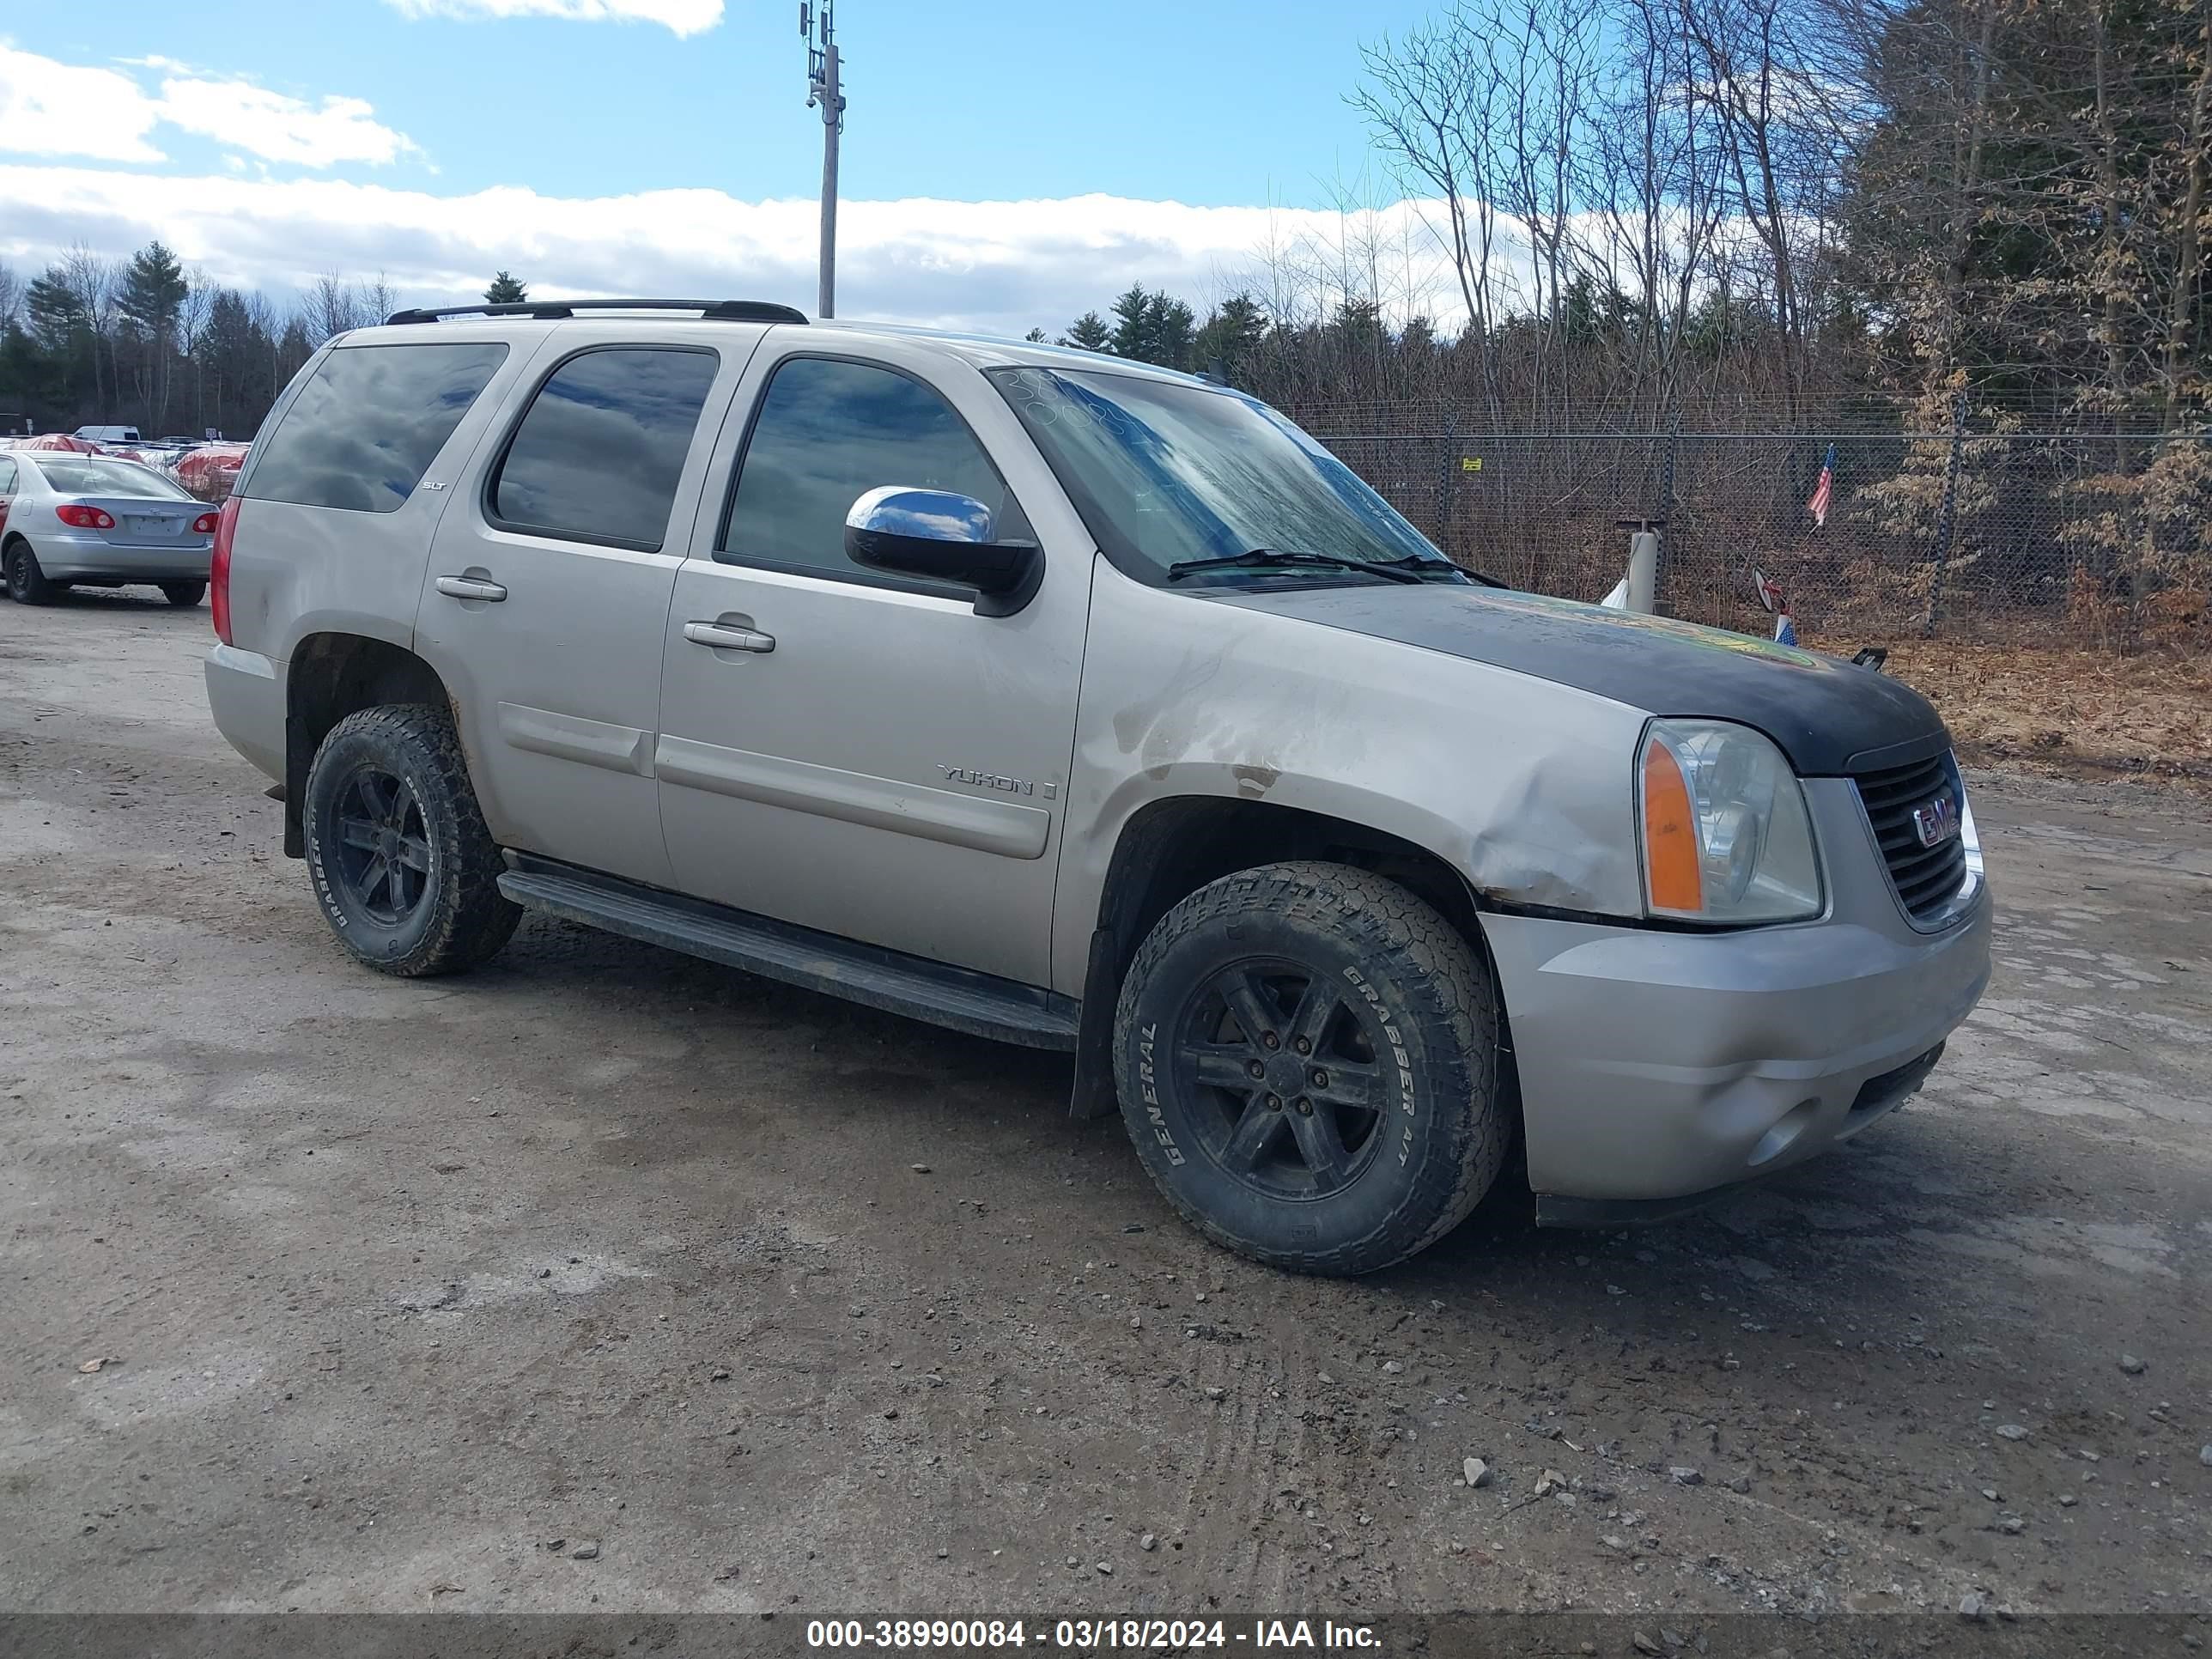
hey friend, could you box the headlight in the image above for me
[1638,719,1822,923]
[1956,775,1984,888]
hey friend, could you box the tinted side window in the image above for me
[0,459,16,492]
[722,357,1006,577]
[246,342,507,514]
[490,348,720,550]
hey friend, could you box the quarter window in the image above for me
[721,357,1010,579]
[490,347,720,550]
[246,341,508,514]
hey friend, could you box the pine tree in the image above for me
[1108,285,1152,358]
[117,243,189,430]
[277,317,314,382]
[1194,293,1267,381]
[1142,292,1196,370]
[117,242,187,342]
[484,270,528,305]
[1060,311,1110,350]
[1333,298,1386,353]
[24,271,88,354]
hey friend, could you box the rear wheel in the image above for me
[160,580,206,608]
[4,540,58,605]
[303,703,520,977]
[1112,861,1510,1275]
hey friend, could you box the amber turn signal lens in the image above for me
[1641,738,1705,914]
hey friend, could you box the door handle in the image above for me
[435,574,507,603]
[684,621,775,653]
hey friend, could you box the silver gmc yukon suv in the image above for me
[204,298,1991,1274]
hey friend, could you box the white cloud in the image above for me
[154,77,421,167]
[0,46,164,161]
[383,0,724,35]
[0,164,1475,339]
[0,46,418,170]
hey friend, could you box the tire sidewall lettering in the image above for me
[1342,965,1419,1163]
[1133,1020,1184,1165]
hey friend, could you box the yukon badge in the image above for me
[1912,793,1961,848]
[941,765,1056,800]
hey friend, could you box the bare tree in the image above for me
[176,266,216,436]
[1352,9,1511,422]
[2163,0,2212,428]
[304,270,371,345]
[361,271,401,328]
[58,244,118,416]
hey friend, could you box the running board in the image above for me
[496,858,1080,1051]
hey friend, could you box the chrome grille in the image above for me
[1855,753,1970,924]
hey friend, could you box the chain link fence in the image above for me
[1301,416,2212,654]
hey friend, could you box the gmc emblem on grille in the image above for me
[1912,793,1961,848]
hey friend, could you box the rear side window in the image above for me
[720,356,1009,579]
[246,341,508,514]
[488,347,720,550]
[0,459,15,493]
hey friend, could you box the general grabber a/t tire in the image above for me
[302,703,520,977]
[1112,861,1510,1275]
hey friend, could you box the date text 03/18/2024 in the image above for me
[805,1618,1382,1650]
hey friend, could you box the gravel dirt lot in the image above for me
[2,592,2209,1622]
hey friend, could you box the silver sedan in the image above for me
[0,450,218,607]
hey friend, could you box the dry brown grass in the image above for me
[1847,641,2212,792]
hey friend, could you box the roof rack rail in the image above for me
[384,298,809,325]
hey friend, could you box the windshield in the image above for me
[987,366,1462,585]
[29,457,193,500]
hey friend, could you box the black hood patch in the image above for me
[1204,583,1950,775]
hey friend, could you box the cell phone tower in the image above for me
[800,1,846,319]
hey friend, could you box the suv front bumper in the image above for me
[1479,775,1992,1213]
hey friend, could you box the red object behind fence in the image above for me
[176,443,251,503]
[9,433,101,453]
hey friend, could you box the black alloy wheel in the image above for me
[329,765,434,927]
[1112,861,1510,1275]
[302,703,519,976]
[1172,958,1388,1200]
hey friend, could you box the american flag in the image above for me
[1806,442,1837,528]
[1753,568,1798,646]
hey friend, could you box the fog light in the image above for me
[1748,1097,1821,1167]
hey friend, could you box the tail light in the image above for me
[191,511,218,535]
[56,505,116,529]
[210,494,241,646]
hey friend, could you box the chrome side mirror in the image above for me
[843,486,1042,617]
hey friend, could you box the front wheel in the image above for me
[4,540,58,605]
[160,580,207,608]
[1112,861,1510,1275]
[302,703,520,976]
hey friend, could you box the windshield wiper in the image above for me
[1360,553,1513,588]
[1365,553,1504,586]
[1166,548,1426,586]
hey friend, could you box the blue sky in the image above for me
[0,1,1461,336]
[14,0,1387,206]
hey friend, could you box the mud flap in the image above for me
[282,710,311,859]
[1067,925,1119,1121]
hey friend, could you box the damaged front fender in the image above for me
[1051,563,1651,994]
